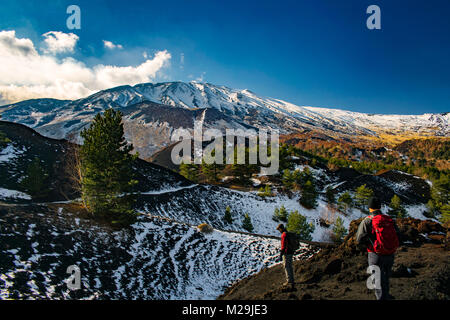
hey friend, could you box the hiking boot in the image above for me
[282,282,295,290]
[281,282,296,292]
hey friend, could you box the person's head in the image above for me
[276,223,286,233]
[368,197,381,213]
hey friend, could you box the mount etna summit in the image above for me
[0,82,447,159]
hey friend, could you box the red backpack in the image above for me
[369,214,399,255]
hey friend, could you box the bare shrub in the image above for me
[319,204,337,227]
[198,223,214,234]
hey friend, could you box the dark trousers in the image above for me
[282,254,294,284]
[368,252,394,300]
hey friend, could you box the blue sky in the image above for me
[0,0,449,114]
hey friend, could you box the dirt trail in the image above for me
[219,218,450,300]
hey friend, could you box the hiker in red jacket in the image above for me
[276,223,295,290]
[356,197,400,300]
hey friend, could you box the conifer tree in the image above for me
[278,205,289,222]
[300,180,318,209]
[337,191,353,214]
[388,195,408,218]
[282,169,294,189]
[201,149,221,183]
[439,204,450,226]
[231,146,258,185]
[258,184,273,197]
[425,199,438,219]
[80,109,138,226]
[278,144,294,172]
[21,157,49,200]
[332,217,348,244]
[287,210,314,241]
[355,184,374,212]
[179,161,199,182]
[273,205,288,222]
[224,206,233,224]
[272,207,280,222]
[325,186,336,204]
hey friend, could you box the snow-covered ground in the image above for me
[0,206,316,300]
[137,182,432,243]
[0,187,31,200]
[0,144,25,163]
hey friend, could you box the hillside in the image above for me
[0,121,437,239]
[0,119,447,300]
[0,120,191,203]
[0,203,320,299]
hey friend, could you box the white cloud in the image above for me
[42,31,79,54]
[0,30,172,103]
[103,40,123,50]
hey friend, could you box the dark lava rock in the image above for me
[324,258,343,275]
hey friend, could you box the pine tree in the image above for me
[337,191,353,214]
[332,217,348,244]
[431,174,449,208]
[439,204,450,226]
[282,169,294,189]
[279,205,289,222]
[278,144,294,172]
[425,199,438,219]
[231,147,258,185]
[299,180,318,209]
[299,167,314,187]
[388,195,408,218]
[258,185,273,197]
[80,109,138,226]
[272,207,280,222]
[201,150,221,183]
[21,157,49,200]
[355,184,374,212]
[291,169,302,189]
[224,206,233,224]
[286,210,314,241]
[273,205,288,222]
[325,186,336,204]
[179,161,199,182]
[242,213,254,232]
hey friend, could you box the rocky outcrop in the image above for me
[219,217,449,300]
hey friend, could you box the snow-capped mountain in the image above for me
[0,81,448,158]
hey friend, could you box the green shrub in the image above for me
[287,210,314,241]
[242,213,254,232]
[332,217,348,244]
[388,195,408,218]
[224,206,233,224]
[273,205,288,222]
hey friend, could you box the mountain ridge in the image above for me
[0,81,448,159]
